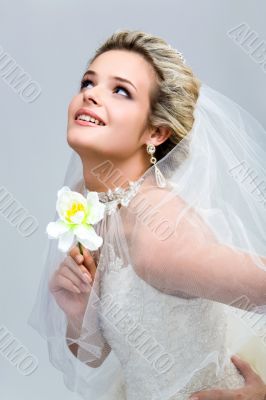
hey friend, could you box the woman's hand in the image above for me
[48,244,97,322]
[189,355,266,400]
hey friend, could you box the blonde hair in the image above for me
[88,29,201,162]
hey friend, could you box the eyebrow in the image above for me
[82,69,137,92]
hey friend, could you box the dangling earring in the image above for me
[146,144,166,188]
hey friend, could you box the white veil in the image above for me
[28,83,266,399]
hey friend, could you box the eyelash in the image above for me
[80,78,131,98]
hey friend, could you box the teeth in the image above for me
[77,114,105,125]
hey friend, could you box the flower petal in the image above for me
[74,224,103,251]
[58,230,75,252]
[87,204,106,225]
[85,193,106,224]
[57,186,71,199]
[46,220,69,238]
[86,191,100,204]
[56,187,87,222]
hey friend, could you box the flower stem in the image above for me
[78,242,83,255]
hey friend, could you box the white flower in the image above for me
[46,186,106,252]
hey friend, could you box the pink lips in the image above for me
[74,107,106,125]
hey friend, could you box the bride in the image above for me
[28,30,266,399]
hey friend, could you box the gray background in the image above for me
[0,0,265,399]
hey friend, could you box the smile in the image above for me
[74,119,104,127]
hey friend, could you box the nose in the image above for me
[83,87,102,105]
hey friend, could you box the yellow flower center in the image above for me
[65,202,85,223]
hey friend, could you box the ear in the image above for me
[149,126,172,146]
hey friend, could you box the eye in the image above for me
[80,79,93,90]
[114,86,130,97]
[80,78,131,98]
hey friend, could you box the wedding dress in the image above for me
[50,180,246,400]
[28,84,266,400]
[93,187,246,400]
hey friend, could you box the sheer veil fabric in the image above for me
[28,83,266,399]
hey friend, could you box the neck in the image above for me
[81,153,151,193]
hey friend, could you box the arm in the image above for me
[55,246,112,368]
[66,318,112,368]
[130,192,266,310]
[190,355,266,400]
[170,240,266,306]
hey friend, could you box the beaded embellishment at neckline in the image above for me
[84,176,144,215]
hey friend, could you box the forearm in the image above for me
[66,316,82,357]
[66,318,111,368]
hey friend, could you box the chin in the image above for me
[67,129,87,151]
[67,129,103,157]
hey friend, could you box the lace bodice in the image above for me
[98,247,245,400]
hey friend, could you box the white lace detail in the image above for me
[97,243,125,273]
[98,245,245,400]
[84,177,144,216]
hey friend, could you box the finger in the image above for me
[60,265,91,292]
[64,256,92,283]
[189,388,238,400]
[231,354,261,385]
[51,273,81,294]
[69,245,84,264]
[83,248,97,278]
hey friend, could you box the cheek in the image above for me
[111,111,139,139]
[67,96,79,118]
[112,105,143,134]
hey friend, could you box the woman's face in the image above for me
[67,49,157,162]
